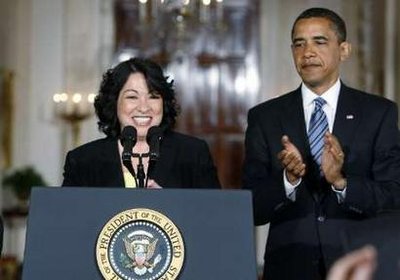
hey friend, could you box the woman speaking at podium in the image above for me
[62,57,220,189]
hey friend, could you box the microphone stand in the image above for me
[132,153,149,188]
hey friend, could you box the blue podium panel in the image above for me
[22,187,257,280]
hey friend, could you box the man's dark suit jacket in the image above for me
[243,83,400,279]
[62,131,220,189]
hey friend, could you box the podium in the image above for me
[22,187,257,279]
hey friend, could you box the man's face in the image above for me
[291,17,351,94]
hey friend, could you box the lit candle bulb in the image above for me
[53,93,62,116]
[139,0,148,23]
[200,0,211,23]
[87,93,96,104]
[61,92,73,116]
[72,93,83,116]
[216,0,223,23]
[151,0,158,19]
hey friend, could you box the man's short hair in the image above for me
[291,7,347,43]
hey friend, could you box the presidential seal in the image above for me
[96,208,185,280]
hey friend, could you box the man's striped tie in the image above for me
[308,97,329,167]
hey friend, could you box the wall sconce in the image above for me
[53,92,97,147]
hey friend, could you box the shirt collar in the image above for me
[302,79,341,108]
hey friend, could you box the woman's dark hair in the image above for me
[291,7,347,43]
[94,57,180,138]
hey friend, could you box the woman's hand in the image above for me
[147,179,162,189]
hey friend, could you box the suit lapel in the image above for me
[280,88,310,159]
[98,138,125,187]
[332,84,361,153]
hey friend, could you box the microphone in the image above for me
[120,126,137,163]
[146,126,164,161]
[145,126,165,187]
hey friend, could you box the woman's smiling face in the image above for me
[117,73,163,140]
